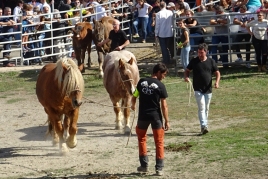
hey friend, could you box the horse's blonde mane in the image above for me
[54,58,84,96]
[113,54,128,69]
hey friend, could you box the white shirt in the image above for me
[40,2,51,13]
[155,8,173,38]
[136,3,151,17]
[92,1,107,20]
[247,19,268,40]
[13,6,22,22]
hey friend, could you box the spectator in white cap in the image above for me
[167,2,175,12]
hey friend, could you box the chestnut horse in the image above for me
[72,22,93,73]
[103,50,140,134]
[93,16,114,78]
[36,58,84,154]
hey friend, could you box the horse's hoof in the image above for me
[124,130,132,136]
[99,71,104,78]
[60,143,69,155]
[66,137,77,148]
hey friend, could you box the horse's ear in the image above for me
[128,57,134,65]
[118,59,125,68]
[62,62,69,72]
[107,19,114,25]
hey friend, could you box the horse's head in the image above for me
[72,22,88,41]
[59,59,85,109]
[118,57,136,95]
[93,19,105,43]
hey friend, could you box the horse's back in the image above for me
[103,50,140,92]
[36,63,58,106]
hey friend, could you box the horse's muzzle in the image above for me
[73,99,82,108]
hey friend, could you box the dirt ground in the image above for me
[0,41,175,179]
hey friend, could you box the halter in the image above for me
[118,69,134,90]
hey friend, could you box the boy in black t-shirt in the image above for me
[131,63,170,176]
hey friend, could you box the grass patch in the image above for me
[6,98,25,104]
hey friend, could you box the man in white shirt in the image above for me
[155,1,173,64]
[40,0,51,13]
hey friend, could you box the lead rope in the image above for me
[125,108,136,148]
[186,79,195,119]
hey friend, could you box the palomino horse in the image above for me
[103,50,140,134]
[36,58,84,154]
[72,22,93,73]
[93,16,114,78]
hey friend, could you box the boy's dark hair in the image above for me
[198,43,208,52]
[153,63,168,74]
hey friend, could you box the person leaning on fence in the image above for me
[0,7,16,67]
[132,0,153,43]
[209,5,229,68]
[51,9,67,62]
[97,19,130,51]
[177,19,191,71]
[232,5,254,68]
[131,63,170,176]
[184,43,221,135]
[184,9,205,53]
[246,11,268,72]
[155,1,173,65]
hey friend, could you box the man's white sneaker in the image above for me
[235,58,243,63]
[246,63,251,68]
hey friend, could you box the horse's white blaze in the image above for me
[131,84,135,94]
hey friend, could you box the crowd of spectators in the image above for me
[0,0,266,71]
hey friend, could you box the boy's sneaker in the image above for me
[201,127,209,135]
[133,34,140,38]
[137,166,149,173]
[156,170,163,176]
[235,58,243,63]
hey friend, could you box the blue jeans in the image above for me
[190,33,203,51]
[158,37,172,64]
[181,45,191,70]
[13,25,21,45]
[133,17,149,40]
[36,33,45,56]
[211,35,228,65]
[194,91,212,129]
[247,5,261,13]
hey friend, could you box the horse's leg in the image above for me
[81,48,86,73]
[75,49,83,72]
[63,114,70,141]
[66,109,79,148]
[97,50,104,78]
[87,42,92,68]
[122,98,131,135]
[45,115,59,146]
[47,110,69,154]
[111,97,123,130]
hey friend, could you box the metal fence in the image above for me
[173,10,257,71]
[0,1,132,66]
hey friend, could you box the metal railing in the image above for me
[173,10,257,71]
[0,1,132,66]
